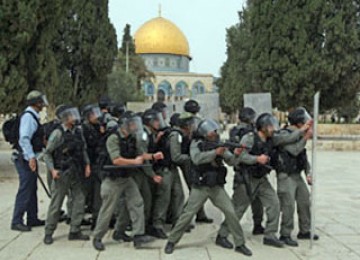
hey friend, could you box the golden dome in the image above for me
[134,17,190,58]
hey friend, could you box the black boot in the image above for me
[297,232,319,240]
[215,235,234,249]
[164,242,175,254]
[280,236,299,247]
[93,238,105,251]
[43,234,53,245]
[68,231,90,241]
[235,244,252,256]
[113,230,133,242]
[252,225,265,235]
[133,235,155,249]
[263,236,285,248]
[11,223,31,232]
[149,228,168,239]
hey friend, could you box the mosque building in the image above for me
[134,11,217,102]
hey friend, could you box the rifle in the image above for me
[103,164,153,172]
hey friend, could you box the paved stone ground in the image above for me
[0,151,359,260]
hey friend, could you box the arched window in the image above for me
[158,80,173,96]
[192,81,205,96]
[175,81,188,97]
[143,81,155,97]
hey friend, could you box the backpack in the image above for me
[2,111,39,147]
[43,120,61,143]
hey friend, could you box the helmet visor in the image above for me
[127,116,144,137]
[197,119,220,137]
[59,107,81,125]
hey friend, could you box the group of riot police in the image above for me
[11,90,318,257]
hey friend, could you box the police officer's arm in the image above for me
[136,137,156,178]
[190,140,217,165]
[282,138,307,157]
[107,134,142,165]
[222,150,238,166]
[43,129,62,171]
[235,133,258,165]
[19,112,38,160]
[170,132,189,165]
[273,128,306,146]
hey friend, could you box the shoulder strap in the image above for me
[21,110,40,126]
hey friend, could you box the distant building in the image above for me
[134,13,217,102]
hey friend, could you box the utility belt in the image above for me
[192,166,227,188]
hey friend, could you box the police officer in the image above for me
[183,99,213,223]
[276,107,319,246]
[81,104,104,228]
[43,106,91,244]
[229,107,264,235]
[11,90,48,232]
[98,95,113,125]
[217,113,311,248]
[165,119,252,256]
[112,112,163,240]
[151,110,187,239]
[92,115,154,251]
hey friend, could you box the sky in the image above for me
[108,0,247,77]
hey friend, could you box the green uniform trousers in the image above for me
[277,172,311,236]
[45,172,85,235]
[93,177,145,239]
[114,171,153,232]
[169,186,245,247]
[218,176,280,239]
[152,167,184,230]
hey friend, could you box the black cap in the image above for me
[184,99,200,114]
[98,95,111,109]
[151,101,167,112]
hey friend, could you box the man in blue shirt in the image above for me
[11,90,48,232]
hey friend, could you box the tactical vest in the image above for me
[154,128,173,169]
[229,124,254,143]
[82,122,102,163]
[147,130,157,154]
[240,133,273,178]
[181,134,191,155]
[104,133,138,179]
[191,139,227,187]
[276,128,308,174]
[53,126,85,173]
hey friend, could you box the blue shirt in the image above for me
[19,106,40,160]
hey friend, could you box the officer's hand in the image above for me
[306,175,313,185]
[256,154,269,165]
[29,158,37,172]
[153,175,163,184]
[234,147,244,156]
[85,164,91,178]
[100,126,106,134]
[153,152,164,161]
[142,153,153,160]
[51,169,60,180]
[304,128,313,140]
[215,147,226,156]
[134,156,144,165]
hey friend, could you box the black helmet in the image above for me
[239,107,256,124]
[58,106,81,125]
[196,118,220,137]
[55,104,67,120]
[184,99,200,114]
[82,104,101,120]
[178,112,194,128]
[170,113,180,127]
[255,113,279,131]
[110,103,126,118]
[142,109,158,125]
[151,101,167,112]
[98,95,111,109]
[288,107,312,125]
